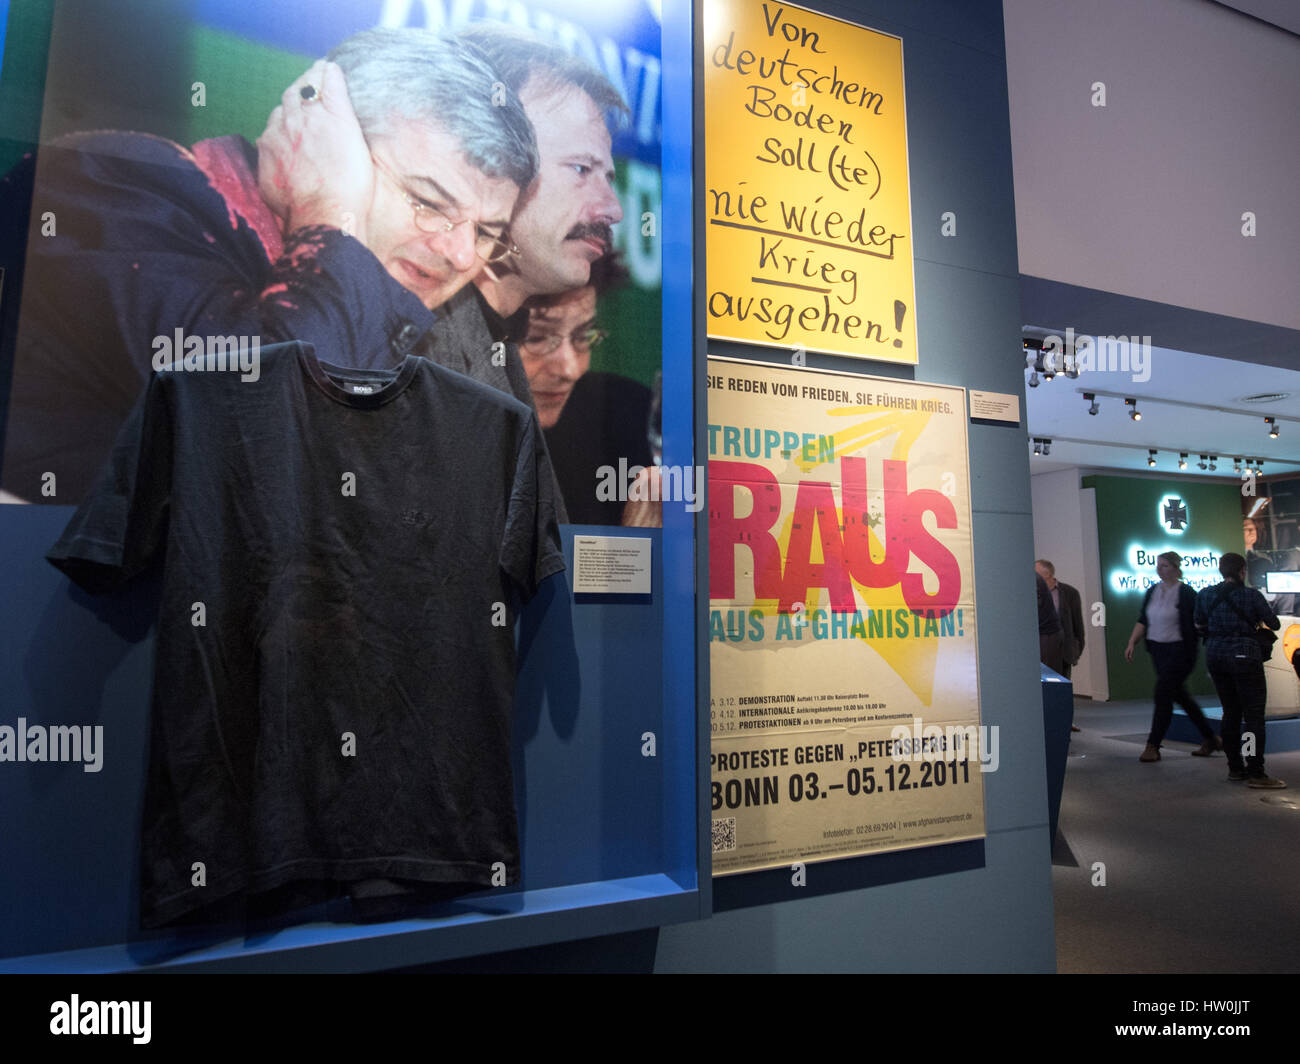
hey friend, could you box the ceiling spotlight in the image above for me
[1126,398,1141,421]
[1032,439,1042,456]
[1043,439,1052,456]
[1209,455,1218,471]
[1084,392,1099,415]
[1233,457,1242,474]
[1179,453,1188,470]
[1257,460,1264,474]
[1266,417,1278,438]
[1148,450,1157,467]
[1198,455,1208,471]
[1028,371,1040,388]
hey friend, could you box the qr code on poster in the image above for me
[711,817,736,852]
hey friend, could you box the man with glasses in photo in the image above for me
[1,29,536,503]
[423,25,631,523]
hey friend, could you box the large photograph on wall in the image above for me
[0,0,681,952]
[1244,475,1300,614]
[0,0,663,528]
[708,357,984,874]
[1244,475,1300,713]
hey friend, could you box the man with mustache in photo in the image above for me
[424,25,629,522]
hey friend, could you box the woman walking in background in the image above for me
[1124,551,1221,762]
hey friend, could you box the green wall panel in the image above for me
[1085,474,1245,701]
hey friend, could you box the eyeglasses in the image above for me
[371,155,518,264]
[521,326,608,357]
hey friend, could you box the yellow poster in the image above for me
[704,1,917,363]
[708,358,984,874]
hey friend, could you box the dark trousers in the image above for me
[1040,630,1065,675]
[1147,641,1215,746]
[1207,653,1269,776]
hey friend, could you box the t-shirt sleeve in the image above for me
[45,372,174,593]
[500,412,566,601]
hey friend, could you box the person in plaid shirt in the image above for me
[1195,552,1283,788]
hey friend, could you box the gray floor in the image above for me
[1053,698,1300,973]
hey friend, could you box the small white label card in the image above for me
[969,390,1020,423]
[572,535,652,595]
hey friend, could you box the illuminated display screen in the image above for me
[1265,572,1300,595]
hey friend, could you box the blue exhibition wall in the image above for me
[0,0,702,971]
[0,0,1057,973]
[0,0,9,81]
[0,516,688,968]
[651,0,1056,973]
[406,0,1058,975]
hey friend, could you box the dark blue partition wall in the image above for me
[652,0,1055,973]
[0,0,703,972]
[1,0,1057,973]
[0,510,701,969]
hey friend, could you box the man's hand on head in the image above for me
[257,60,374,245]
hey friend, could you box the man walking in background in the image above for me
[1036,559,1085,679]
[1037,569,1066,675]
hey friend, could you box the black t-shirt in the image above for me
[47,342,565,927]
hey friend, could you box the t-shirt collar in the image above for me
[297,343,420,408]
